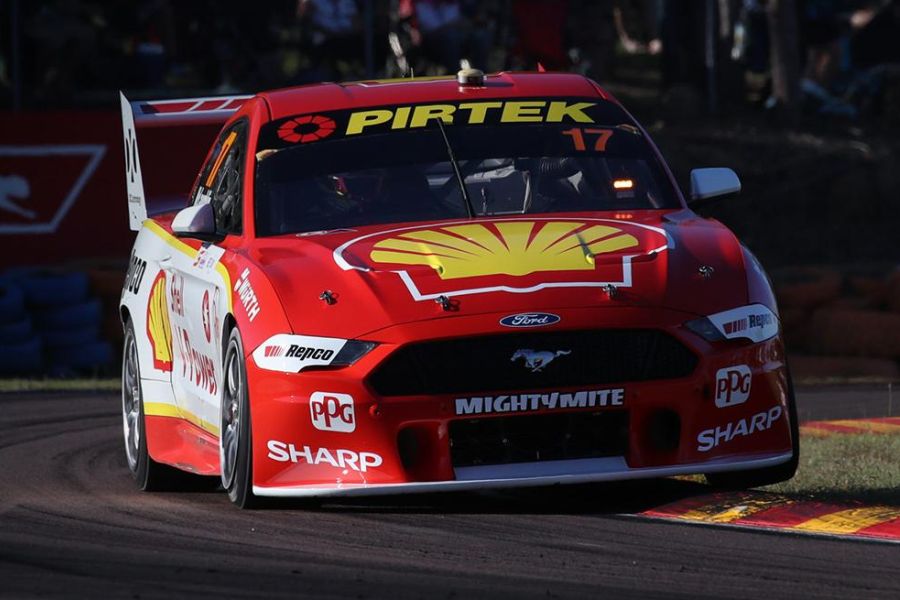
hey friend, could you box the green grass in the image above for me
[764,433,900,505]
[0,378,120,392]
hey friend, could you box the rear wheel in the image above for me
[221,327,258,508]
[705,369,800,489]
[122,318,183,490]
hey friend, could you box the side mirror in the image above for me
[171,203,216,237]
[689,168,741,207]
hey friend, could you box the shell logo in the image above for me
[277,115,336,144]
[146,272,173,372]
[369,221,640,280]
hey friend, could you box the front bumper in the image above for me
[253,452,792,497]
[246,306,794,496]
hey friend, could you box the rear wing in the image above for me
[119,92,252,230]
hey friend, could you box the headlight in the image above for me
[252,334,377,373]
[684,304,778,343]
[684,317,724,342]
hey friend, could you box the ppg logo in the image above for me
[310,392,356,432]
[715,365,752,408]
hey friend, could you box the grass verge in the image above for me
[764,433,900,505]
[0,378,120,392]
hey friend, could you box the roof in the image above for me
[259,72,608,121]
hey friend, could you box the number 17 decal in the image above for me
[562,128,613,151]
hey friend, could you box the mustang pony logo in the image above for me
[511,349,571,372]
[333,217,669,300]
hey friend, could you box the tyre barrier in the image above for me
[779,307,811,352]
[33,298,102,331]
[0,266,118,375]
[13,269,89,308]
[0,280,26,323]
[46,341,113,372]
[0,335,43,375]
[40,325,100,349]
[772,267,842,310]
[788,354,900,380]
[0,316,33,343]
[847,274,889,309]
[889,271,900,314]
[809,308,900,359]
[87,268,126,299]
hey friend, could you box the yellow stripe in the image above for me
[144,401,180,419]
[827,420,900,434]
[144,220,233,311]
[793,507,900,535]
[799,426,833,438]
[144,401,220,437]
[677,496,789,524]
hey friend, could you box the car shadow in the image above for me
[258,477,716,515]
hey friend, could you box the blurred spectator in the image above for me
[299,0,364,80]
[129,0,176,89]
[613,0,662,56]
[24,1,104,105]
[1,0,898,126]
[851,0,900,67]
[570,1,618,80]
[659,0,708,93]
[398,0,492,73]
[508,0,571,71]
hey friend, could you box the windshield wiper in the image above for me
[435,119,475,218]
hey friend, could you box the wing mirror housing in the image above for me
[689,168,741,209]
[171,203,217,238]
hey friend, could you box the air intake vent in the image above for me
[368,329,696,397]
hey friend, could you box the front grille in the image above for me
[368,329,696,397]
[449,411,629,467]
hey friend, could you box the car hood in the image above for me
[249,211,749,340]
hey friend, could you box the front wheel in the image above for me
[705,368,800,489]
[221,327,258,508]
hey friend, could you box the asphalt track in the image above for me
[1,386,898,599]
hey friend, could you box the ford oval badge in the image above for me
[499,312,561,328]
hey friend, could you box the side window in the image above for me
[193,122,247,235]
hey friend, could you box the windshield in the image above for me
[254,98,679,237]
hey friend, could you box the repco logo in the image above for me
[310,392,355,433]
[715,365,751,408]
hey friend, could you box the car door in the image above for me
[166,121,247,435]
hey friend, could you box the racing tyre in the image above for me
[221,327,258,508]
[0,315,32,343]
[48,340,113,373]
[705,369,800,489]
[0,335,42,375]
[35,298,102,330]
[0,280,26,323]
[122,319,188,491]
[18,269,89,308]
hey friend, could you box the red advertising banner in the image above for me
[0,111,220,269]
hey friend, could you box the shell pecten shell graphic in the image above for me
[369,221,640,280]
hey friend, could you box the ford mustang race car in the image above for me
[119,69,798,508]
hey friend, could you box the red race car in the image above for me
[119,69,797,508]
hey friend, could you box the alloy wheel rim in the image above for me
[122,332,141,472]
[221,343,241,488]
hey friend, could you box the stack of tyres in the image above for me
[0,279,41,374]
[2,269,114,375]
[87,265,127,356]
